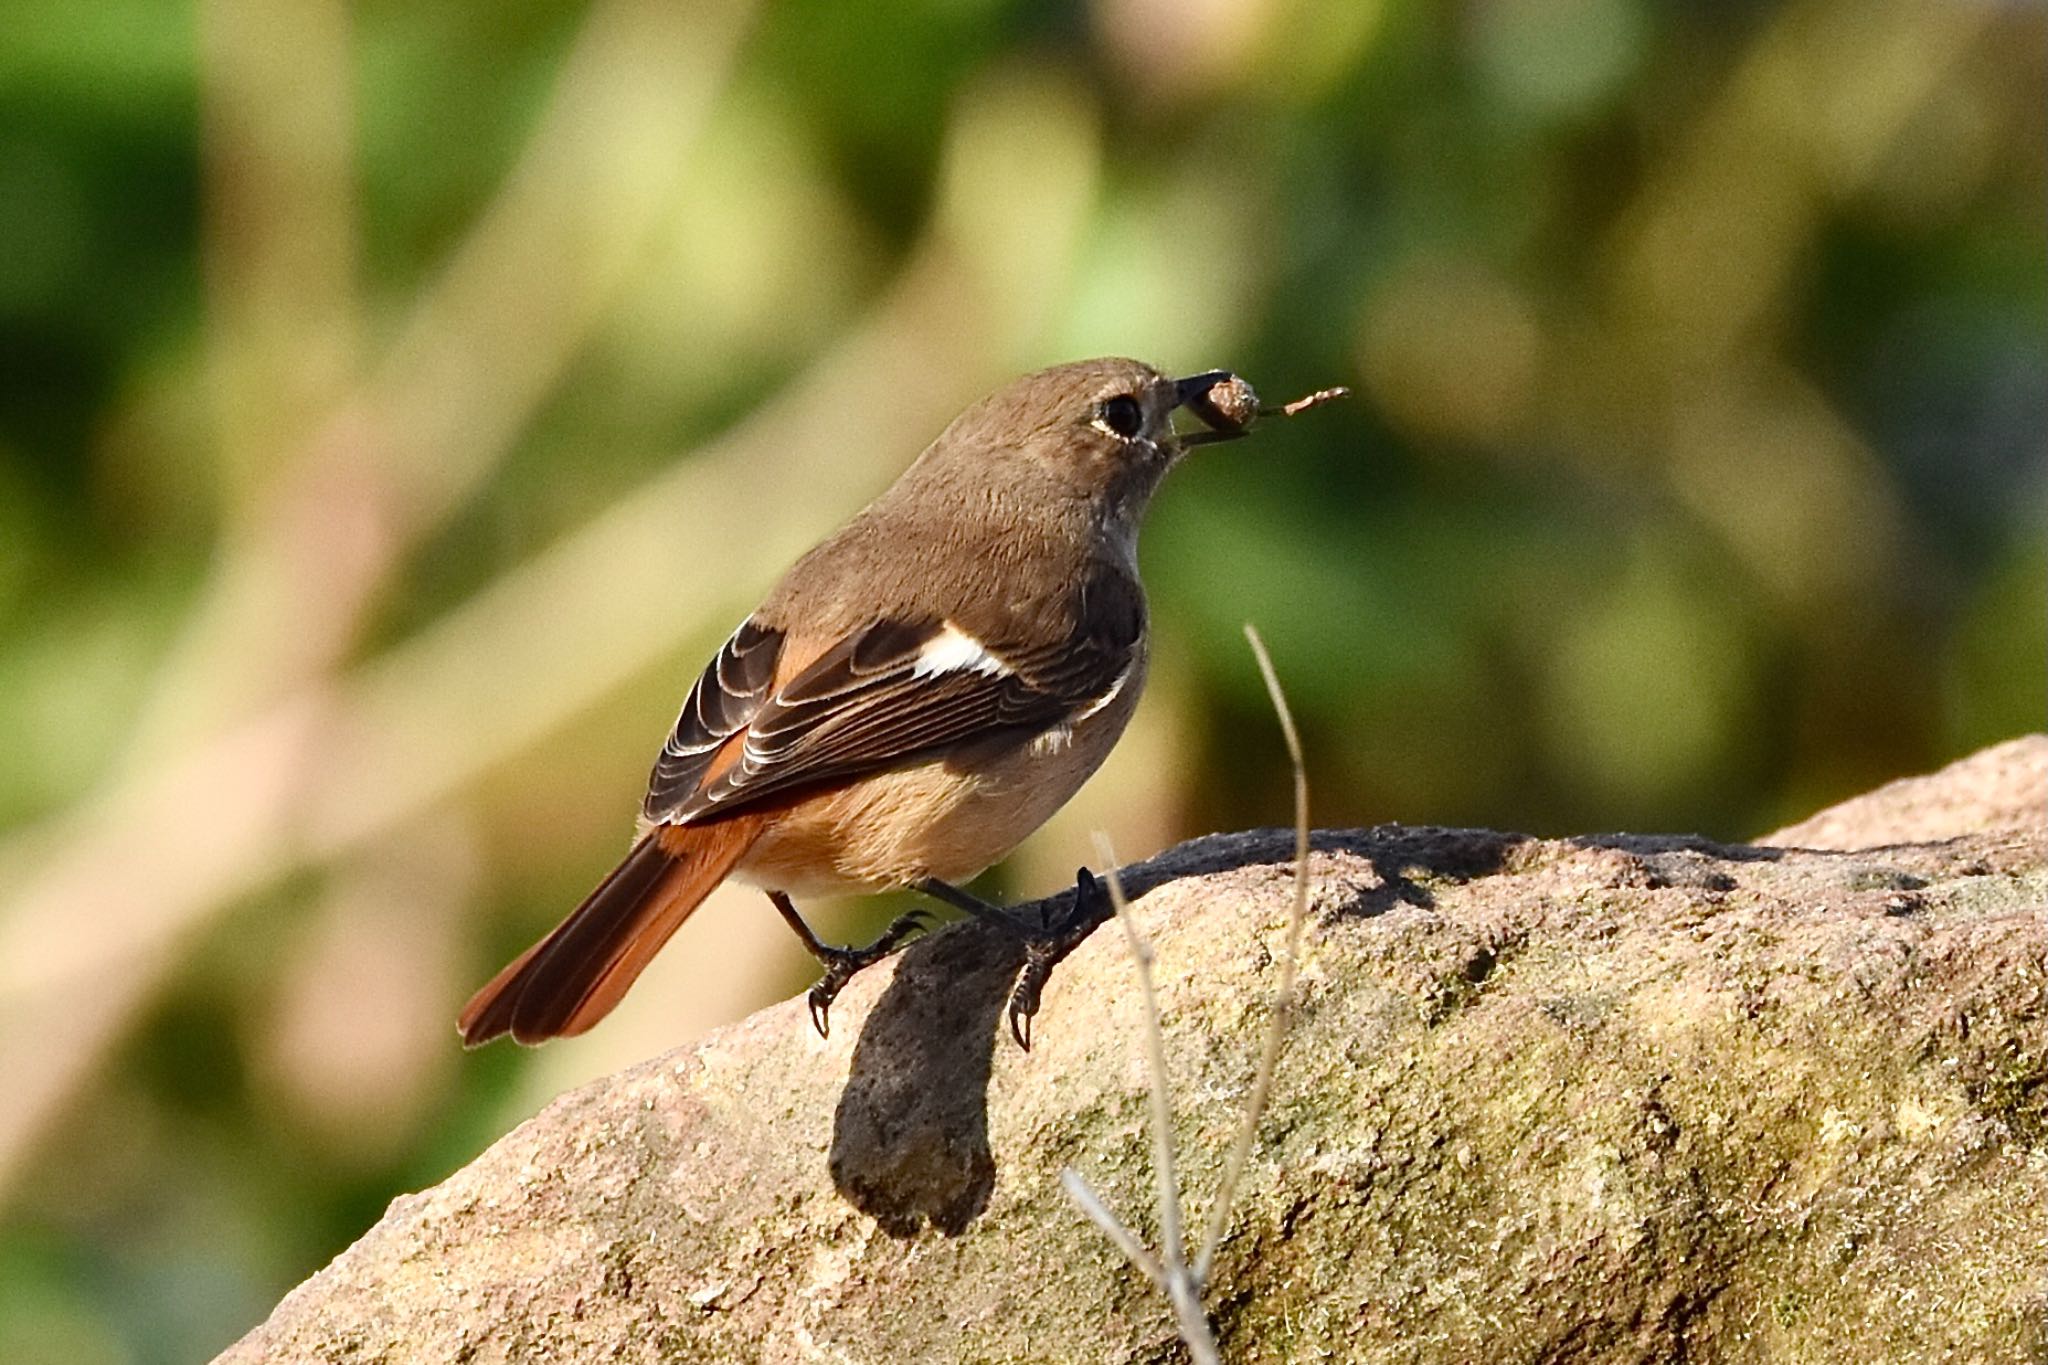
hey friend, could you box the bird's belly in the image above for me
[729,671,1141,897]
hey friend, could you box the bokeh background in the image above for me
[0,0,2041,1357]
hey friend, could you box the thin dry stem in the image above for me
[1091,835,1187,1278]
[1066,834,1222,1365]
[1194,624,1312,1284]
[1062,630,1310,1360]
[1058,1169,1166,1288]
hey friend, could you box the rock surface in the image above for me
[221,738,2048,1364]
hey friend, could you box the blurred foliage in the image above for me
[0,0,2041,1359]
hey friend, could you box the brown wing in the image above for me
[643,565,1144,826]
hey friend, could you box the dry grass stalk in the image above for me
[1070,832,1220,1365]
[1196,623,1310,1283]
[1058,623,1310,1363]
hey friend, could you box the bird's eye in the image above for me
[1096,394,1144,439]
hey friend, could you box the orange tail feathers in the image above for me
[458,814,766,1047]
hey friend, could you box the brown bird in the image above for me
[458,358,1306,1050]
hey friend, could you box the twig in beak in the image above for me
[1260,386,1349,419]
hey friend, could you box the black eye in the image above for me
[1096,394,1144,438]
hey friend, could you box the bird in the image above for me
[457,357,1304,1051]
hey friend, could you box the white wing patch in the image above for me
[910,622,1012,679]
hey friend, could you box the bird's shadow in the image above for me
[826,824,1529,1236]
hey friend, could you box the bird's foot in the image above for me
[1005,867,1115,1051]
[805,909,931,1039]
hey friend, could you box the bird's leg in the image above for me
[917,870,1115,1050]
[913,877,1026,933]
[768,890,930,1039]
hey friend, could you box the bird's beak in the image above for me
[1173,371,1234,412]
[1172,370,1252,447]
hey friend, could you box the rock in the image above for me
[219,739,2048,1364]
[1764,734,2045,850]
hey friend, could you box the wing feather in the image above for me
[645,564,1144,825]
[644,619,783,819]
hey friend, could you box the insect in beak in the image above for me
[1173,371,1349,446]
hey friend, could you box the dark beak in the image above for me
[1173,371,1234,410]
[1172,370,1252,447]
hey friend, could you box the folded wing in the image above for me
[643,569,1143,826]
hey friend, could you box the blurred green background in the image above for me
[0,0,2041,1358]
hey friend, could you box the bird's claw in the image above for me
[1007,945,1052,1051]
[803,908,934,1039]
[871,908,933,953]
[1004,866,1114,1050]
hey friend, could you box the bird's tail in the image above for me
[458,814,766,1046]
